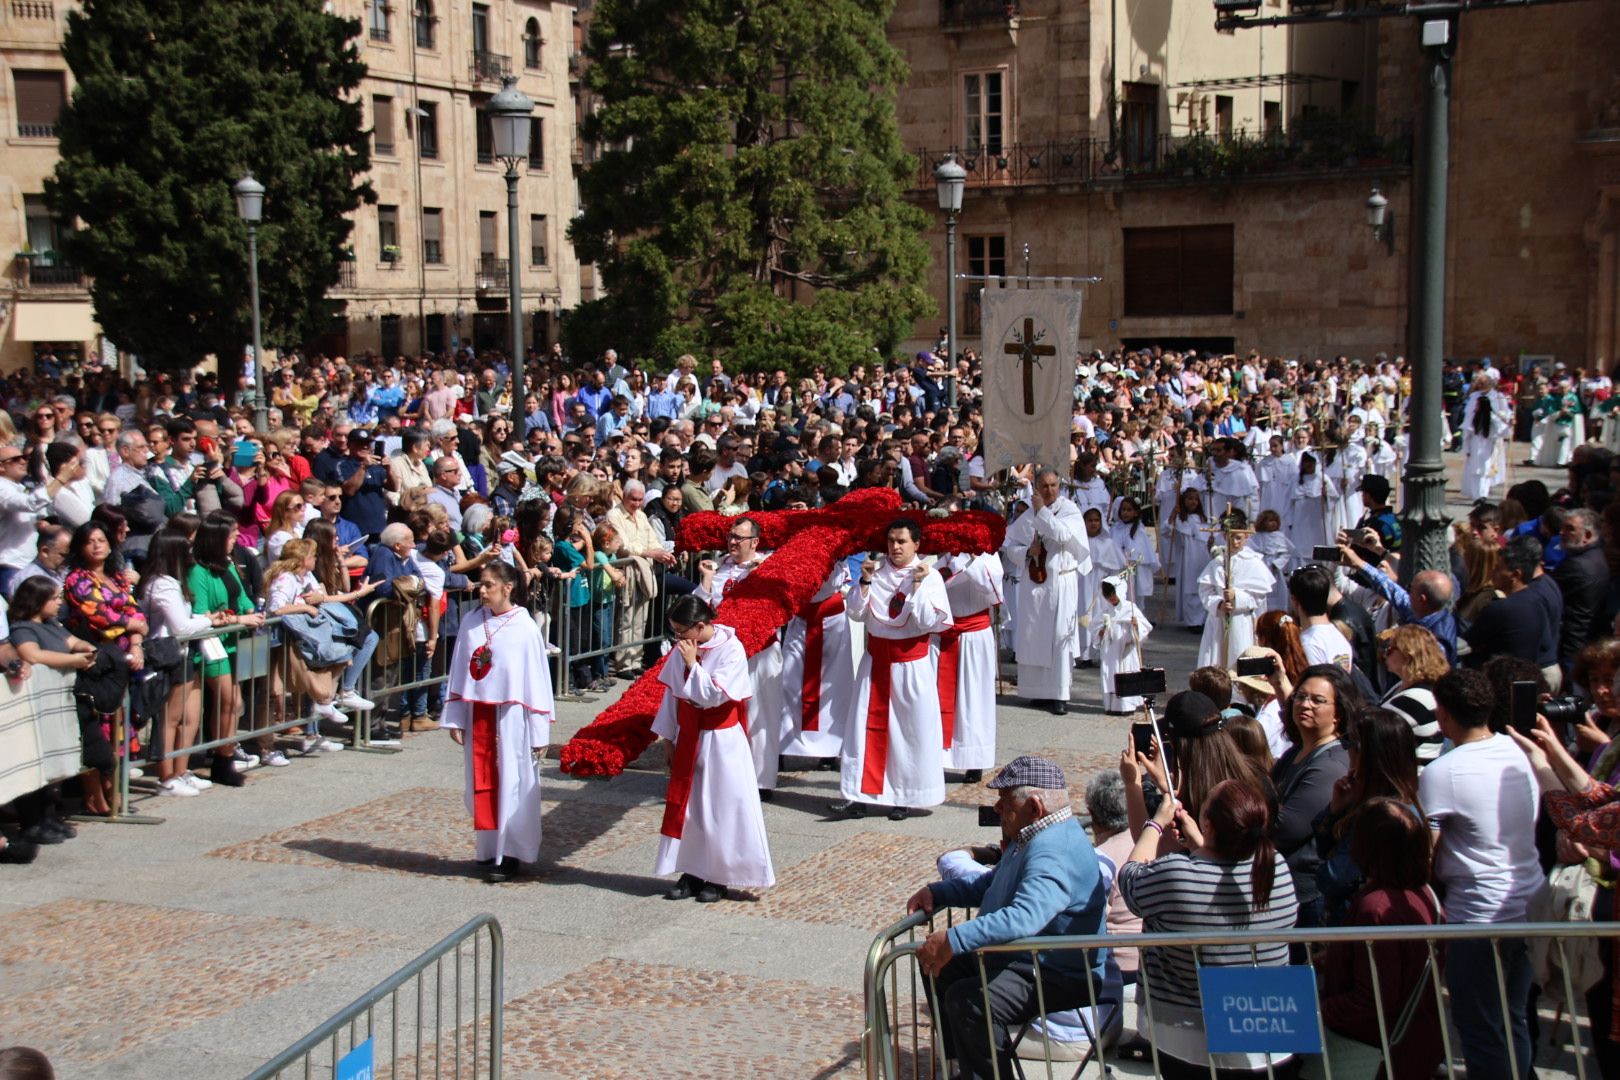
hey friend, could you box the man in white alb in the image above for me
[1001,469,1092,714]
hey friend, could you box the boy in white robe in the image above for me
[935,552,1002,782]
[778,564,853,763]
[1077,508,1125,664]
[838,518,954,819]
[1094,576,1153,715]
[1195,516,1275,670]
[654,595,775,902]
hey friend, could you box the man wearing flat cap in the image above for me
[906,755,1111,1079]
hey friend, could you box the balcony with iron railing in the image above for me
[10,0,56,18]
[17,120,57,138]
[336,260,356,290]
[14,252,83,289]
[568,50,582,77]
[470,50,511,85]
[939,0,1017,28]
[475,256,509,293]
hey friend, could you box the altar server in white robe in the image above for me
[1362,421,1401,487]
[695,516,784,795]
[1286,452,1333,558]
[1195,516,1276,670]
[654,595,774,901]
[1461,374,1512,501]
[838,518,954,818]
[1078,508,1125,662]
[1094,575,1153,714]
[1001,469,1092,715]
[1167,487,1212,628]
[440,562,555,883]
[1256,436,1297,518]
[934,551,1002,781]
[778,564,852,762]
[1208,438,1260,522]
[1068,453,1111,518]
[1155,460,1206,565]
[1247,509,1298,613]
[1108,496,1159,604]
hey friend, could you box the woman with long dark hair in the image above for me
[1311,707,1421,925]
[1272,663,1360,929]
[301,518,382,719]
[187,510,266,785]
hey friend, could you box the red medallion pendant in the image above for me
[469,645,493,681]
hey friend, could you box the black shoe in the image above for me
[817,757,837,772]
[1076,659,1098,669]
[665,873,701,900]
[485,856,521,883]
[0,838,39,864]
[20,824,65,846]
[758,788,774,802]
[830,799,865,818]
[1185,624,1204,634]
[962,770,983,784]
[1048,699,1068,716]
[475,858,496,867]
[695,881,727,903]
[887,806,909,821]
[41,819,75,841]
[210,755,246,788]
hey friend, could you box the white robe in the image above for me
[1094,599,1152,713]
[840,558,954,807]
[1461,391,1511,501]
[1532,394,1584,467]
[1002,498,1093,700]
[440,606,555,865]
[696,554,784,790]
[1286,467,1332,558]
[1068,476,1111,519]
[937,553,1002,772]
[1078,533,1126,660]
[652,624,775,889]
[1195,546,1275,669]
[1246,529,1297,614]
[778,566,853,759]
[1256,452,1297,518]
[1155,469,1207,563]
[1209,460,1260,522]
[1109,519,1159,602]
[1167,515,1211,627]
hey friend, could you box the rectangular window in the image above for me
[425,312,447,352]
[24,195,59,253]
[422,208,444,264]
[417,102,439,159]
[372,95,395,155]
[1215,95,1233,142]
[963,235,1006,335]
[414,0,434,48]
[1263,100,1282,138]
[1122,82,1158,169]
[476,108,494,164]
[529,214,548,266]
[14,70,66,139]
[479,211,498,259]
[1123,225,1234,317]
[962,71,1004,155]
[380,314,402,358]
[378,205,400,259]
[472,3,489,53]
[369,0,391,42]
[528,117,544,169]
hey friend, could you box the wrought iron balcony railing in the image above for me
[939,0,1017,28]
[15,253,83,288]
[470,50,511,84]
[475,256,509,292]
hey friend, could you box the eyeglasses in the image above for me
[0,455,23,465]
[99,426,120,435]
[727,532,757,543]
[1297,693,1333,708]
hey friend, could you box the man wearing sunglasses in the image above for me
[0,445,69,598]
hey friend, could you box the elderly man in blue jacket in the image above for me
[907,755,1112,1079]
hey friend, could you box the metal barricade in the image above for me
[542,553,695,698]
[864,918,1619,1080]
[247,913,504,1079]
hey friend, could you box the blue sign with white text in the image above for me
[1199,966,1323,1055]
[336,1038,375,1080]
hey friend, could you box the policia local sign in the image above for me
[1198,967,1324,1055]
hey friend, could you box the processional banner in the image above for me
[980,288,1082,477]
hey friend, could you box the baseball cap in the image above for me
[1164,690,1221,741]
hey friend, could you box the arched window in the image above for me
[524,17,543,70]
[414,0,435,49]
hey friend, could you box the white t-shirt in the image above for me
[1419,733,1543,923]
[705,461,748,494]
[267,570,320,613]
[1300,622,1353,671]
[414,557,445,643]
[265,528,302,563]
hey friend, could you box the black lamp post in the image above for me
[488,76,535,416]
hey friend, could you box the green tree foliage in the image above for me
[47,0,372,373]
[565,0,932,374]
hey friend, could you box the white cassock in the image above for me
[1195,546,1275,669]
[1286,465,1332,558]
[1326,446,1365,530]
[1243,424,1276,460]
[998,547,1020,652]
[1109,520,1159,602]
[1256,451,1297,518]
[1002,497,1093,701]
[1209,460,1259,522]
[652,624,775,889]
[697,554,784,790]
[1155,470,1207,563]
[1461,391,1511,500]
[936,553,1002,772]
[1077,532,1125,660]
[1533,394,1584,467]
[1246,529,1297,614]
[1068,476,1111,519]
[1094,598,1152,713]
[1167,514,1212,627]
[840,558,953,807]
[1364,438,1400,486]
[440,605,554,865]
[778,565,852,759]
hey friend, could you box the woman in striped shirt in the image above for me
[1116,775,1300,1078]
[1378,625,1447,767]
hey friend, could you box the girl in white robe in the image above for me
[935,552,1002,778]
[778,565,852,761]
[1077,508,1125,661]
[440,564,555,881]
[1287,453,1333,558]
[653,599,775,896]
[1094,577,1152,714]
[1461,379,1512,500]
[1108,496,1159,604]
[1167,488,1211,628]
[1246,510,1298,614]
[1155,464,1206,566]
[1255,437,1297,518]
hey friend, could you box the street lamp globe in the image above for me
[233,173,265,224]
[1366,187,1388,232]
[934,156,966,215]
[488,76,535,165]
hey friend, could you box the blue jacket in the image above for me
[930,816,1110,981]
[1352,564,1456,664]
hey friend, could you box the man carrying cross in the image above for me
[1001,468,1092,714]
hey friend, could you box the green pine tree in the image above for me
[565,0,932,374]
[46,0,373,375]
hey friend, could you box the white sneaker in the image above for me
[299,735,321,755]
[312,700,344,721]
[335,690,376,712]
[128,766,145,779]
[316,738,344,753]
[160,777,198,797]
[182,772,213,791]
[263,749,291,767]
[232,758,252,773]
[233,749,260,768]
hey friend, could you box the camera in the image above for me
[1312,545,1342,563]
[1235,655,1276,678]
[1113,668,1167,699]
[1541,695,1585,729]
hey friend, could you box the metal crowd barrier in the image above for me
[247,913,504,1080]
[535,552,698,698]
[864,916,1620,1080]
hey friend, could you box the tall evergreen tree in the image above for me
[565,0,932,374]
[47,0,372,374]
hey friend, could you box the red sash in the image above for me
[661,697,748,840]
[860,634,931,796]
[935,609,992,750]
[471,702,499,831]
[798,592,846,732]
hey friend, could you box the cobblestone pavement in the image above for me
[0,455,1571,1078]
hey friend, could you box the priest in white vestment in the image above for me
[1001,469,1092,714]
[695,516,785,795]
[935,552,1002,781]
[838,518,954,819]
[654,595,775,901]
[1194,521,1275,670]
[440,562,555,883]
[779,564,853,761]
[1094,576,1153,714]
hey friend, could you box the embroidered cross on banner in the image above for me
[1004,316,1056,415]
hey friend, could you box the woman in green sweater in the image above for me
[187,510,265,787]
